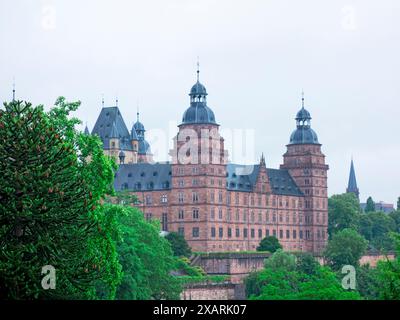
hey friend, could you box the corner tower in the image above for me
[280,94,329,254]
[169,65,228,251]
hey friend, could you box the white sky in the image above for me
[0,0,399,204]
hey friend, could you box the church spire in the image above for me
[346,158,360,199]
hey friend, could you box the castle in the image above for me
[89,69,329,254]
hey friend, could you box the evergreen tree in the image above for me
[256,236,282,253]
[0,99,121,299]
[365,196,376,213]
[165,232,192,258]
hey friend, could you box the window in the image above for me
[218,209,223,220]
[192,179,198,186]
[218,191,223,203]
[227,209,232,222]
[243,210,248,222]
[192,192,199,203]
[265,212,269,223]
[279,214,283,223]
[258,212,262,223]
[300,230,303,239]
[145,195,152,205]
[210,208,215,220]
[161,194,168,203]
[192,227,199,238]
[236,228,240,237]
[162,213,168,231]
[228,228,232,238]
[251,229,255,238]
[266,229,270,237]
[219,227,223,238]
[293,230,297,239]
[258,229,262,238]
[273,229,277,237]
[243,228,248,238]
[279,229,283,239]
[145,213,152,221]
[178,180,184,187]
[235,193,239,205]
[178,227,184,236]
[210,191,215,203]
[178,192,184,203]
[286,230,290,239]
[251,211,255,223]
[211,227,216,238]
[178,209,184,220]
[235,209,240,221]
[193,209,199,219]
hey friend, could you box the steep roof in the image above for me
[91,106,134,151]
[226,164,303,196]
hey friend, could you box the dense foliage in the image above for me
[256,236,282,253]
[246,251,361,300]
[165,232,192,258]
[0,99,121,299]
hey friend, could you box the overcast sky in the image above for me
[1,0,399,204]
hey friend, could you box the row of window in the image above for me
[178,227,326,240]
[175,208,327,224]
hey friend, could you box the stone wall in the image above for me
[181,282,237,300]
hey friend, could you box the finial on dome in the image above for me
[301,90,305,109]
[101,94,105,108]
[196,56,200,82]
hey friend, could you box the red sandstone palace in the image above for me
[88,69,329,254]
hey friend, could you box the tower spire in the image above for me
[346,158,360,200]
[301,90,305,109]
[115,95,119,107]
[101,94,105,108]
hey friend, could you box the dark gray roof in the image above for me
[296,107,311,120]
[181,103,217,125]
[289,127,319,145]
[226,164,303,196]
[114,163,172,192]
[115,162,303,196]
[190,81,208,96]
[91,106,134,151]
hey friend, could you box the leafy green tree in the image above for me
[165,232,192,258]
[375,233,400,299]
[359,212,396,251]
[108,204,181,300]
[356,264,380,300]
[389,210,400,233]
[256,236,282,253]
[295,252,320,275]
[324,229,368,272]
[328,193,361,237]
[264,249,296,271]
[246,257,361,300]
[0,99,121,299]
[365,197,376,213]
[397,197,400,211]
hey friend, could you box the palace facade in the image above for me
[89,70,329,254]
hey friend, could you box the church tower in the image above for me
[346,159,359,200]
[280,94,329,253]
[169,65,228,251]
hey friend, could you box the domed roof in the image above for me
[182,104,216,125]
[138,139,151,155]
[289,127,319,145]
[134,121,145,132]
[296,107,311,121]
[190,81,208,96]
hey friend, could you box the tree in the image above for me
[365,197,376,213]
[328,193,361,237]
[264,249,296,271]
[356,264,380,300]
[0,99,122,299]
[397,197,400,211]
[257,236,282,253]
[324,229,368,272]
[165,232,192,258]
[359,212,396,251]
[246,251,361,300]
[375,233,400,299]
[110,204,181,300]
[295,252,320,275]
[389,210,400,233]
